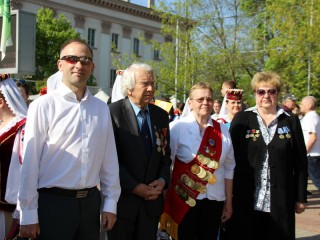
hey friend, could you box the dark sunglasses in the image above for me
[60,55,93,65]
[255,89,277,96]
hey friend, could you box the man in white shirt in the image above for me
[18,39,121,240]
[300,96,320,191]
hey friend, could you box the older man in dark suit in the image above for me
[107,63,171,240]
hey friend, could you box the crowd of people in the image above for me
[0,38,318,240]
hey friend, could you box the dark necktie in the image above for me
[140,109,152,158]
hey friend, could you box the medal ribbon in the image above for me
[160,120,222,239]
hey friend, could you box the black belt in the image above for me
[38,187,97,198]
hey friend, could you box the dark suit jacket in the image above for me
[109,98,171,218]
[228,110,307,240]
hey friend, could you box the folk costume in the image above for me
[0,74,28,240]
[228,107,308,240]
[216,89,243,129]
[160,113,235,240]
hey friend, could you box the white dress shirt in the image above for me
[19,83,121,225]
[169,113,235,201]
[301,110,320,156]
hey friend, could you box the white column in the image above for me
[147,0,155,8]
[99,33,111,92]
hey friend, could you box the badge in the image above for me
[208,139,215,147]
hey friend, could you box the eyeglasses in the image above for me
[191,97,214,103]
[60,55,93,65]
[255,89,277,96]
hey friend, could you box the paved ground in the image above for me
[296,180,320,240]
[101,180,320,240]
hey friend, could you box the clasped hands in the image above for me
[133,179,165,200]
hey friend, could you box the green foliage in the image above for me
[35,80,46,92]
[35,8,80,80]
[114,0,320,107]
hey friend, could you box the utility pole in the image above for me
[307,0,313,95]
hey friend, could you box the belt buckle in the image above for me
[76,190,88,198]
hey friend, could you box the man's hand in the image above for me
[102,212,117,230]
[19,224,40,239]
[133,181,165,200]
[147,179,165,200]
[295,202,306,214]
[221,199,233,222]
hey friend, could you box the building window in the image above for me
[133,38,140,56]
[111,33,119,51]
[88,28,96,47]
[110,69,117,88]
[154,49,160,60]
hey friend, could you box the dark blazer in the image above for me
[228,110,307,240]
[109,98,171,218]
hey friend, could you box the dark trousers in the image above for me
[107,202,159,240]
[308,155,320,190]
[178,198,224,240]
[38,188,101,240]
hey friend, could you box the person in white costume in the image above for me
[0,74,28,240]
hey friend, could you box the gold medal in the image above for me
[186,197,196,207]
[203,171,210,181]
[286,133,291,138]
[207,160,214,169]
[196,167,206,179]
[213,160,219,169]
[197,155,204,162]
[200,185,207,194]
[187,178,195,188]
[199,156,209,165]
[253,138,257,141]
[191,164,200,174]
[207,173,216,184]
[180,174,188,183]
[279,135,284,139]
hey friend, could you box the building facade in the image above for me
[12,0,166,94]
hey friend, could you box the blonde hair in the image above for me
[251,72,282,91]
[189,82,213,99]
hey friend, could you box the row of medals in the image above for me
[245,129,291,141]
[175,154,219,207]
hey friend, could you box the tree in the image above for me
[35,8,80,80]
